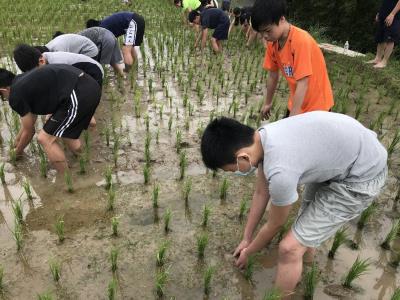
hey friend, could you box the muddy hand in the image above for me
[235,248,248,269]
[233,239,250,258]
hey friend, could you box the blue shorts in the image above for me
[212,19,229,41]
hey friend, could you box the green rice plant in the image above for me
[179,150,187,180]
[239,196,249,221]
[389,251,400,268]
[381,219,400,250]
[168,115,173,131]
[155,129,160,144]
[39,149,47,178]
[12,197,23,224]
[152,183,160,208]
[9,147,16,166]
[203,265,215,295]
[156,240,169,267]
[391,288,400,300]
[110,248,119,272]
[112,135,120,167]
[22,179,33,200]
[0,265,3,291]
[83,130,90,152]
[328,227,348,259]
[155,268,168,297]
[276,216,294,242]
[103,126,110,147]
[197,233,209,259]
[108,278,117,300]
[37,292,53,300]
[107,183,116,211]
[244,255,256,281]
[64,170,74,193]
[175,130,182,153]
[54,216,65,242]
[145,114,150,131]
[357,202,377,229]
[104,166,113,190]
[0,163,5,184]
[143,163,150,185]
[163,208,172,233]
[159,104,164,120]
[79,155,86,175]
[263,288,282,300]
[387,129,400,158]
[303,263,319,300]
[202,204,211,228]
[111,216,119,237]
[183,178,192,203]
[49,260,61,282]
[219,178,229,200]
[342,256,371,288]
[13,220,23,251]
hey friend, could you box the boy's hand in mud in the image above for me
[235,247,249,269]
[233,239,250,258]
[260,103,272,120]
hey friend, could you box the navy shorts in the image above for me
[212,19,230,41]
[375,19,400,44]
[222,0,230,12]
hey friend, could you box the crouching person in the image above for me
[200,112,387,298]
[0,64,101,174]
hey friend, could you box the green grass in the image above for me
[197,233,209,259]
[328,227,348,259]
[381,219,400,250]
[303,263,319,300]
[203,265,215,295]
[54,216,65,242]
[342,256,371,288]
[49,260,61,282]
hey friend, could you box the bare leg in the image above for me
[63,137,82,155]
[211,38,221,53]
[303,247,316,264]
[276,230,308,299]
[89,116,96,127]
[374,42,394,68]
[122,45,134,71]
[111,63,125,77]
[37,130,68,173]
[367,43,385,64]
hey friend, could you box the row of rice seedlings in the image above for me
[219,178,229,200]
[179,150,187,180]
[328,227,348,259]
[12,197,23,224]
[156,240,169,267]
[13,220,23,251]
[203,265,215,296]
[0,163,5,184]
[303,263,319,300]
[164,208,172,233]
[342,256,371,288]
[197,233,209,259]
[202,204,211,228]
[111,216,119,237]
[182,178,192,203]
[54,216,65,242]
[104,166,113,190]
[108,183,116,211]
[357,202,377,229]
[49,259,61,282]
[152,183,160,208]
[381,219,400,250]
[143,163,150,185]
[108,278,117,300]
[112,135,120,167]
[175,130,182,153]
[64,170,74,193]
[9,147,17,166]
[155,268,168,297]
[110,248,119,273]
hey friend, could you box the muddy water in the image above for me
[1,11,400,300]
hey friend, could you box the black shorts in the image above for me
[72,62,103,87]
[124,15,145,46]
[222,0,230,11]
[375,19,400,44]
[43,73,101,139]
[213,18,230,41]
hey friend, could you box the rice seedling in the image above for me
[0,163,5,184]
[303,263,319,300]
[22,178,33,200]
[197,233,209,259]
[179,150,187,180]
[110,248,119,272]
[391,288,400,300]
[39,147,47,178]
[163,208,172,233]
[328,227,348,259]
[357,202,377,229]
[182,178,192,203]
[54,216,65,242]
[152,183,160,208]
[202,204,211,228]
[381,219,400,250]
[156,240,169,267]
[387,129,400,158]
[239,196,249,221]
[155,129,160,144]
[0,265,3,291]
[276,216,295,242]
[108,278,117,300]
[79,155,86,175]
[390,251,400,268]
[244,255,256,281]
[103,126,110,147]
[155,268,168,297]
[9,147,16,166]
[38,292,54,300]
[263,288,282,300]
[143,163,150,185]
[342,256,371,288]
[168,115,173,131]
[219,178,229,200]
[112,135,120,167]
[111,216,119,237]
[175,130,182,153]
[145,114,150,131]
[64,170,74,193]
[107,183,116,211]
[49,260,61,282]
[12,197,23,224]
[203,265,215,295]
[104,166,113,190]
[13,220,23,251]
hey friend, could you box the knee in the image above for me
[68,139,81,153]
[278,239,304,262]
[37,131,51,147]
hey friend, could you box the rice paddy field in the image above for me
[0,0,400,299]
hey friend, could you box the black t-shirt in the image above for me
[379,0,400,20]
[201,8,229,29]
[9,64,82,117]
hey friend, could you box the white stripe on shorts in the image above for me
[124,19,137,46]
[54,90,78,137]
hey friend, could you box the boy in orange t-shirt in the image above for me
[252,0,333,118]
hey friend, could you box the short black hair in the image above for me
[52,31,64,39]
[251,0,287,31]
[0,68,16,88]
[201,117,255,170]
[86,19,100,28]
[34,46,50,53]
[188,10,200,23]
[13,44,41,72]
[233,7,241,15]
[174,0,181,5]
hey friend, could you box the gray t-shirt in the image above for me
[43,52,104,76]
[259,111,387,206]
[45,34,99,58]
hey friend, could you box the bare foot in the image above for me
[89,116,96,127]
[373,61,387,68]
[366,59,380,64]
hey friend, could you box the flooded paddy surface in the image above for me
[1,0,400,299]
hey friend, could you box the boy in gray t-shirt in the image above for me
[44,33,98,59]
[200,111,387,297]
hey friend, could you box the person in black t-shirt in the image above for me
[0,65,101,174]
[367,0,400,68]
[229,6,259,47]
[188,8,230,53]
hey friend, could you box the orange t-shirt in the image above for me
[263,25,334,113]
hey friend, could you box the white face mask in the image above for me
[234,157,257,176]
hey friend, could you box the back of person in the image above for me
[9,64,82,116]
[100,11,136,37]
[201,8,229,29]
[264,25,333,113]
[45,34,98,58]
[260,112,387,193]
